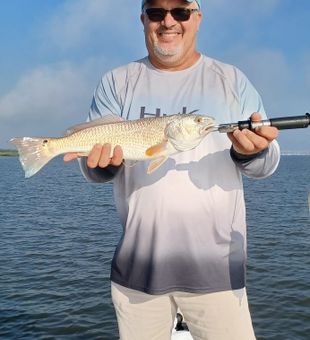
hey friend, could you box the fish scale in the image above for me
[53,117,170,159]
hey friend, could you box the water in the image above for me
[1,156,309,340]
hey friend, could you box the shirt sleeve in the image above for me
[230,140,281,179]
[78,72,124,183]
[229,69,281,178]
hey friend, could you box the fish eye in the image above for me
[195,117,203,123]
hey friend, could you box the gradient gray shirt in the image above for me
[80,55,280,294]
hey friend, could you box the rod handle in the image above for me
[238,113,310,130]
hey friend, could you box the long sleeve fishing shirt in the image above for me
[79,54,280,294]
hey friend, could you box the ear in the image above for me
[140,13,145,25]
[196,11,202,31]
[197,11,202,24]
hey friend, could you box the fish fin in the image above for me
[10,137,55,178]
[145,140,168,157]
[147,156,168,174]
[65,114,124,135]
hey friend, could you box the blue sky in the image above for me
[0,0,309,152]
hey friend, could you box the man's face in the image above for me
[141,0,202,70]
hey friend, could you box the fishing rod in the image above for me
[214,113,310,133]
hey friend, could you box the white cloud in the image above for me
[198,0,283,63]
[1,63,88,118]
[1,65,84,119]
[0,58,111,146]
[226,48,291,108]
[222,47,310,151]
[43,0,143,53]
[229,48,309,114]
[45,0,112,50]
[0,0,145,148]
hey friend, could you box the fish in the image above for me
[10,113,215,178]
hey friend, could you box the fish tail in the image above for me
[10,137,56,178]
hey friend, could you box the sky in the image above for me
[0,0,309,152]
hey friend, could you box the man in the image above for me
[65,0,280,339]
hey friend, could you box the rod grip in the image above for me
[269,114,310,130]
[237,113,310,131]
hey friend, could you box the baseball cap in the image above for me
[141,1,201,10]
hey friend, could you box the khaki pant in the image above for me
[111,282,256,340]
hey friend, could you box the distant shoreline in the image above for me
[0,151,18,156]
[281,152,310,156]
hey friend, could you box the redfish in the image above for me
[10,113,215,178]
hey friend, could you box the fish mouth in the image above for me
[200,121,216,134]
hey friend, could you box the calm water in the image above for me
[0,156,309,340]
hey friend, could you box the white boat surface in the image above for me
[171,313,193,340]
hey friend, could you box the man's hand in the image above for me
[63,144,123,168]
[227,112,278,155]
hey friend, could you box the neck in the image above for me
[148,51,201,71]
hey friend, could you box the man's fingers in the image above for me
[250,112,262,122]
[228,112,278,155]
[227,132,244,153]
[254,126,279,141]
[231,129,257,153]
[64,144,124,168]
[98,144,112,168]
[230,129,269,154]
[111,145,124,166]
[250,112,279,140]
[63,153,78,162]
[242,129,269,150]
[87,144,104,168]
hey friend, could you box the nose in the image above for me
[161,11,177,28]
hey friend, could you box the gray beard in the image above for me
[153,43,183,62]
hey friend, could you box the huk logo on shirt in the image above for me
[140,106,199,118]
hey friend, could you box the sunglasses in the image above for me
[145,8,199,22]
